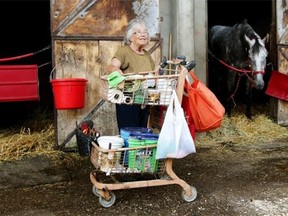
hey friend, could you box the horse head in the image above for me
[244,33,269,90]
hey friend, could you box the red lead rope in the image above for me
[0,45,51,62]
[208,49,265,75]
[0,53,34,62]
[208,49,265,106]
[219,59,265,75]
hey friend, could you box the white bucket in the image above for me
[97,136,124,149]
[97,136,124,175]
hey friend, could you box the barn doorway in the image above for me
[0,1,52,128]
[207,0,273,112]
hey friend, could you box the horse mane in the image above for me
[251,38,268,56]
[233,19,248,28]
[239,19,267,55]
[251,39,261,55]
[233,19,258,40]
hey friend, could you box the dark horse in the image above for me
[208,19,269,119]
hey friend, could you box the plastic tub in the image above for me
[97,136,124,173]
[97,136,124,149]
[120,127,153,147]
[50,78,87,110]
[120,127,154,166]
[128,136,158,173]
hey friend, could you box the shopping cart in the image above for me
[90,59,197,207]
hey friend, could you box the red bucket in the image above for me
[50,78,88,110]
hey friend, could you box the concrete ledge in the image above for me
[0,155,71,190]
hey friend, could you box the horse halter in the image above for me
[208,49,263,75]
[252,70,265,75]
[246,59,265,75]
[246,36,268,76]
[208,49,265,103]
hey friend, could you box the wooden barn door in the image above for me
[271,0,288,125]
[50,0,161,146]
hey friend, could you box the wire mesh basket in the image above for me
[100,68,181,106]
[91,141,166,176]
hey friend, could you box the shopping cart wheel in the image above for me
[92,186,100,197]
[99,192,116,208]
[181,186,197,202]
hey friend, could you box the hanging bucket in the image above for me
[50,78,88,110]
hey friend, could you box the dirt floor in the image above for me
[0,137,288,216]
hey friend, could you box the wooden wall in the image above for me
[272,0,288,126]
[51,0,161,146]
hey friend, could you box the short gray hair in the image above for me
[124,18,150,45]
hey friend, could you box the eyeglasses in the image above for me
[133,31,148,36]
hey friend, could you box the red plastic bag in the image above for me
[181,92,196,140]
[184,71,225,132]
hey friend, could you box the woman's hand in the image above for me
[107,58,123,75]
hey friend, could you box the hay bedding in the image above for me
[0,110,64,163]
[196,111,288,146]
[0,123,59,162]
[0,107,287,162]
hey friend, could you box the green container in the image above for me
[128,137,158,173]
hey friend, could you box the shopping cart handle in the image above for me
[160,56,168,69]
[185,61,196,71]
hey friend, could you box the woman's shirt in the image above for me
[113,45,155,73]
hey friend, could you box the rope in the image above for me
[38,61,51,69]
[208,49,265,74]
[208,49,257,103]
[0,45,51,62]
[229,73,245,106]
[34,45,51,55]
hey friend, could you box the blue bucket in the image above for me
[120,127,154,166]
[120,127,153,147]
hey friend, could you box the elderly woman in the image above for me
[107,18,156,132]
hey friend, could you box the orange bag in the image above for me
[184,71,225,132]
[181,92,196,140]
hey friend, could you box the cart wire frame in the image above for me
[90,61,197,207]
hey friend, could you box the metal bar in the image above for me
[52,0,98,36]
[58,99,105,150]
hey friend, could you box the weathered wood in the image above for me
[53,39,162,146]
[51,0,161,146]
[51,0,147,37]
[273,1,288,125]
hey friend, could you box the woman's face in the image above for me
[130,24,148,47]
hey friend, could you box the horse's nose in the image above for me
[255,80,264,90]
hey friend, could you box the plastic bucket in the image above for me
[97,136,124,149]
[128,136,158,173]
[120,127,153,166]
[97,136,124,173]
[120,127,153,148]
[50,78,88,110]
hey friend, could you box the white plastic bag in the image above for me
[156,90,196,159]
